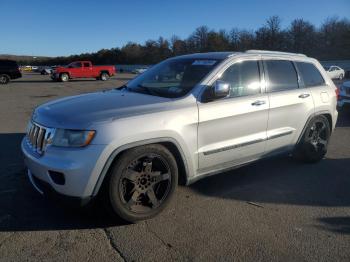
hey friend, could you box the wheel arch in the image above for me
[0,74,10,83]
[100,70,110,76]
[59,72,70,78]
[91,137,190,197]
[296,110,334,146]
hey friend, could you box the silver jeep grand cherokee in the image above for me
[22,50,338,222]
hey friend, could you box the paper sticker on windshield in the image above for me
[192,60,217,66]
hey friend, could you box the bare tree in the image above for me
[287,19,317,55]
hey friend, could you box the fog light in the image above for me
[48,171,65,185]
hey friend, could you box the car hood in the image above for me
[33,89,172,129]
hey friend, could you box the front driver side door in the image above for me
[69,62,82,78]
[197,59,269,172]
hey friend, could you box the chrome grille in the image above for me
[26,122,54,155]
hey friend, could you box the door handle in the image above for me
[251,100,266,106]
[298,93,310,98]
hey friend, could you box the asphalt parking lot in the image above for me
[0,73,349,261]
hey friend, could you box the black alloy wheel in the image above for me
[107,144,178,222]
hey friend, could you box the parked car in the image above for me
[39,66,53,75]
[132,67,149,74]
[0,59,22,84]
[41,68,52,75]
[337,81,350,109]
[51,61,116,82]
[21,65,32,72]
[22,51,338,222]
[324,65,345,80]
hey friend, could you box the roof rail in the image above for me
[245,50,306,57]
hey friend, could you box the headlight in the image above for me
[52,129,95,147]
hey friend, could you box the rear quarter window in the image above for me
[296,62,325,87]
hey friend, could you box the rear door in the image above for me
[197,58,269,171]
[263,59,314,155]
[295,61,336,128]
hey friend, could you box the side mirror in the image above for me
[213,80,230,99]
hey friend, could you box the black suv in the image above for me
[0,59,22,84]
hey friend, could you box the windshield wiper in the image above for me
[135,84,153,95]
[114,84,128,90]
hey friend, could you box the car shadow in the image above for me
[317,216,350,234]
[0,133,127,232]
[0,126,349,232]
[190,155,350,207]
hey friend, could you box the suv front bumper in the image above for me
[21,137,106,201]
[26,169,92,206]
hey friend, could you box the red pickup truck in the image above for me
[51,61,116,82]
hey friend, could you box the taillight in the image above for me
[335,87,340,100]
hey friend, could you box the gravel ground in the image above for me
[0,73,349,261]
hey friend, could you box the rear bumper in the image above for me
[338,95,350,107]
[10,71,22,79]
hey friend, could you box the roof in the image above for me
[173,50,307,60]
[245,50,307,57]
[174,52,240,60]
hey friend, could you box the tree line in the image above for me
[27,16,350,66]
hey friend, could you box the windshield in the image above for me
[126,58,221,98]
[323,66,330,71]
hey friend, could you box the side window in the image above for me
[264,60,299,92]
[296,62,325,87]
[71,62,81,68]
[220,60,261,97]
[83,62,90,67]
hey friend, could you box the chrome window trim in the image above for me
[202,130,293,156]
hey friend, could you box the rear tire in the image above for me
[100,72,109,81]
[106,144,178,223]
[0,74,10,85]
[293,115,331,163]
[60,73,69,82]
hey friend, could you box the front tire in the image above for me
[294,115,331,163]
[60,73,69,82]
[107,144,178,222]
[0,74,10,85]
